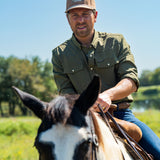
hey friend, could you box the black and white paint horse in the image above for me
[13,76,136,160]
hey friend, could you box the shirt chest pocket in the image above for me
[64,63,83,74]
[95,53,119,69]
[63,62,92,93]
[94,53,119,87]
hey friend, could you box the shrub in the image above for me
[142,89,158,95]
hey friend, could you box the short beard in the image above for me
[75,30,90,38]
[74,24,91,38]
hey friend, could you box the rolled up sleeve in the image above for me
[116,35,140,89]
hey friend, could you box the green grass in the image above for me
[0,117,40,160]
[0,134,38,160]
[0,111,160,160]
[134,109,160,137]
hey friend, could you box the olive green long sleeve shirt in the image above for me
[52,31,139,103]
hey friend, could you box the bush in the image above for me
[0,117,40,136]
[142,89,158,95]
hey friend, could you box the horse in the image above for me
[13,76,141,160]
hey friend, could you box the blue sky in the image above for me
[0,0,160,75]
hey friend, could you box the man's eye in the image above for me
[71,14,78,18]
[83,13,89,16]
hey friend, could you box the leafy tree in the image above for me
[139,70,153,86]
[7,57,44,115]
[151,67,160,85]
[40,60,57,101]
[0,56,7,116]
[0,56,14,116]
[7,56,57,116]
[140,67,160,86]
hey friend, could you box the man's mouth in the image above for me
[78,27,85,30]
[77,24,87,30]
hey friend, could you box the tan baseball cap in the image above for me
[65,0,96,13]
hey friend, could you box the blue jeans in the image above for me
[113,109,160,160]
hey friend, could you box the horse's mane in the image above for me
[46,94,79,125]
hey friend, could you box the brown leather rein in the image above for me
[97,104,153,160]
[88,111,98,160]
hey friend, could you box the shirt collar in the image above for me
[71,34,81,49]
[91,31,99,49]
[71,31,99,49]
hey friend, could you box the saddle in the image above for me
[108,103,142,143]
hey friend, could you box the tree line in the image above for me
[139,68,160,86]
[0,56,160,116]
[0,56,57,117]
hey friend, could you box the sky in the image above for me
[0,0,160,75]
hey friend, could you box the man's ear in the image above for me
[94,11,98,23]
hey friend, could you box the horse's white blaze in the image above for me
[39,123,89,160]
[39,113,134,160]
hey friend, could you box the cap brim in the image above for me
[65,4,95,13]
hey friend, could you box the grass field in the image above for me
[0,117,40,160]
[0,110,160,160]
[134,110,160,137]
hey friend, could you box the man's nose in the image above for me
[77,15,85,22]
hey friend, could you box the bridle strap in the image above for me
[97,104,148,160]
[88,111,98,160]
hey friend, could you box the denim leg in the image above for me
[114,109,160,160]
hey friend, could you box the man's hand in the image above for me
[91,78,137,113]
[92,93,111,113]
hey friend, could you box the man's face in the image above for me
[67,8,97,39]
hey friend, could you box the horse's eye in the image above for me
[34,141,55,160]
[73,140,90,159]
[80,141,90,151]
[87,137,92,143]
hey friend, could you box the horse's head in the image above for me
[12,75,100,160]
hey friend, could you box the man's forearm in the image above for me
[92,78,137,113]
[100,78,137,102]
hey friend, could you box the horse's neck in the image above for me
[92,112,125,160]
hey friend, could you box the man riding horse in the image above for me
[51,0,160,159]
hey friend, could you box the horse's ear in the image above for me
[74,75,100,115]
[12,86,47,119]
